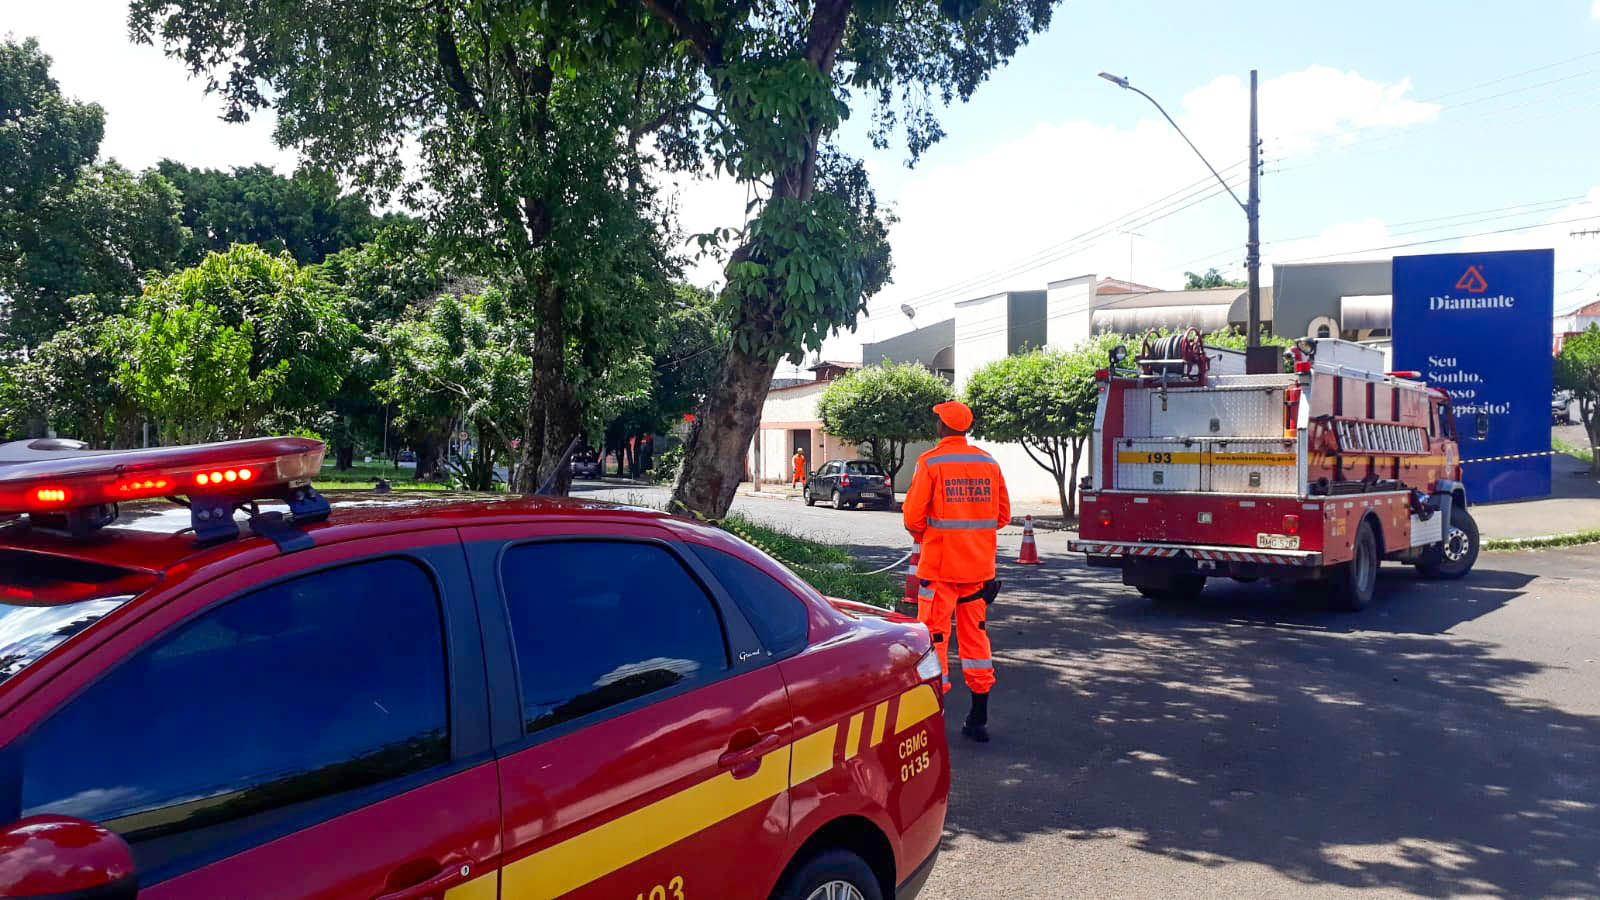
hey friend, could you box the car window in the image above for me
[18,558,449,874]
[845,461,884,475]
[690,545,808,655]
[0,551,157,685]
[500,541,729,736]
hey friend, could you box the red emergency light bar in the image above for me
[0,437,324,517]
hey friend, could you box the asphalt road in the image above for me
[572,482,1600,898]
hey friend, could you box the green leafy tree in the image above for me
[965,336,1119,518]
[629,0,1061,519]
[11,298,143,447]
[133,245,357,432]
[603,284,727,475]
[131,0,691,494]
[380,292,530,486]
[817,361,952,480]
[1183,268,1246,290]
[1556,325,1600,470]
[156,161,388,266]
[317,223,451,468]
[0,39,187,348]
[112,300,286,445]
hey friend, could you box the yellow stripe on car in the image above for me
[444,871,499,900]
[501,685,938,899]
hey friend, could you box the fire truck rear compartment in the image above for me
[1112,376,1300,496]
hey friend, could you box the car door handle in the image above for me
[374,858,477,900]
[718,733,782,775]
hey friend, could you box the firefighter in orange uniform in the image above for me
[903,400,1010,742]
[792,448,807,487]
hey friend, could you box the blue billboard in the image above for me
[1392,249,1553,503]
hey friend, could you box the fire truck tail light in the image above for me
[1283,515,1300,535]
[1294,360,1312,374]
[1098,507,1113,528]
[1095,368,1109,380]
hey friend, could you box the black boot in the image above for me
[961,692,990,743]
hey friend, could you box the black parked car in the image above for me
[804,459,895,510]
[570,448,601,479]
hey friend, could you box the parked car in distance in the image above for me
[1554,390,1574,425]
[806,459,896,510]
[570,447,601,479]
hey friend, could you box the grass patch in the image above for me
[1553,435,1596,467]
[722,514,902,610]
[316,461,452,492]
[1484,529,1600,552]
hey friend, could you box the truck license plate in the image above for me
[1256,533,1300,550]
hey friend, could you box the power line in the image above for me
[1278,213,1600,264]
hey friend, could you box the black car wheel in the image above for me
[1416,506,1479,580]
[773,850,883,900]
[1332,520,1379,611]
[804,485,816,506]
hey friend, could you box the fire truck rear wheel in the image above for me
[1332,521,1379,611]
[1137,575,1206,604]
[1417,507,1479,580]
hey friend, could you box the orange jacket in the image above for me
[903,436,1011,583]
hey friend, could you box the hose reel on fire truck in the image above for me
[1138,329,1209,382]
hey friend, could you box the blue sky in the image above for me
[9,0,1600,369]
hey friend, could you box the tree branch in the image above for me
[637,0,720,66]
[432,0,480,115]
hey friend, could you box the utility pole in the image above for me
[1246,69,1261,350]
[1101,67,1274,371]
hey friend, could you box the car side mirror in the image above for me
[0,816,138,899]
[1474,413,1489,439]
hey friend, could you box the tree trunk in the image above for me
[515,280,571,494]
[1067,438,1085,519]
[336,444,356,470]
[670,342,778,519]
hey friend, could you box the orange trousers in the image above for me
[916,580,994,695]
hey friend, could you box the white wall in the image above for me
[1046,274,1097,350]
[761,382,826,422]
[954,293,1011,391]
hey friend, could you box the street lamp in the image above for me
[1100,70,1269,368]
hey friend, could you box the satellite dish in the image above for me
[900,304,916,321]
[1307,316,1340,340]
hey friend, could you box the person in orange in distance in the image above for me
[902,400,1010,743]
[792,448,807,488]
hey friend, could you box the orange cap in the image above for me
[933,400,973,432]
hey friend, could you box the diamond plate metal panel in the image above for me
[1153,386,1286,438]
[1113,438,1205,491]
[1122,389,1152,437]
[1209,438,1299,494]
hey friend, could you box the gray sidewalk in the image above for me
[1472,448,1600,540]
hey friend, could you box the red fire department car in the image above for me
[1070,334,1482,610]
[0,437,947,899]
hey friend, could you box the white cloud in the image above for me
[802,65,1440,355]
[6,1,300,173]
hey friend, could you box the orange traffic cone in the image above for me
[1017,515,1042,565]
[901,538,923,613]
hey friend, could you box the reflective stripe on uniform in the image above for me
[960,659,993,669]
[923,453,996,465]
[927,516,994,530]
[917,586,934,599]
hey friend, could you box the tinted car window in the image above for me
[19,558,449,872]
[845,461,884,475]
[691,545,809,654]
[501,541,728,735]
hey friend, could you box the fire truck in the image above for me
[1069,332,1482,610]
